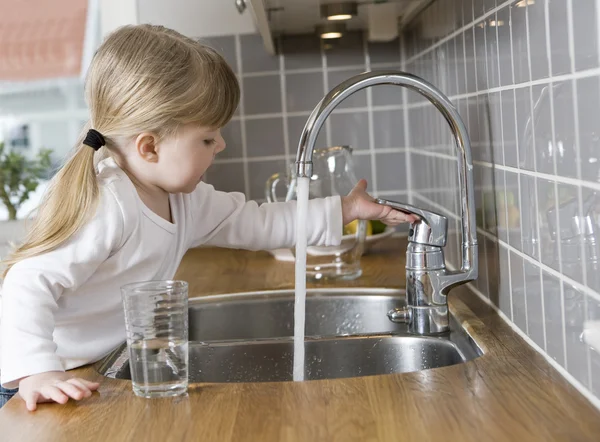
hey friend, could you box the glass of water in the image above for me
[121,280,189,398]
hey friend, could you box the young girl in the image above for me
[0,24,414,411]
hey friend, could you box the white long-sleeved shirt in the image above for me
[0,157,342,388]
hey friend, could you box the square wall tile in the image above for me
[531,84,554,175]
[241,34,280,73]
[372,84,405,107]
[537,179,560,271]
[552,81,577,179]
[563,282,591,387]
[543,271,566,366]
[519,174,539,259]
[368,39,400,64]
[484,236,500,304]
[455,33,468,94]
[501,89,518,167]
[483,0,496,14]
[243,75,282,115]
[220,120,243,159]
[327,69,368,109]
[527,0,549,81]
[572,0,599,71]
[555,182,584,284]
[475,232,490,296]
[465,29,477,94]
[494,169,509,243]
[281,34,323,70]
[411,152,430,191]
[524,261,545,349]
[510,2,530,84]
[287,116,329,151]
[329,112,370,151]
[510,251,528,333]
[443,41,458,97]
[587,295,600,395]
[485,13,500,89]
[285,72,325,113]
[352,154,373,189]
[504,170,522,251]
[245,118,285,158]
[498,245,512,317]
[325,31,366,68]
[548,0,572,76]
[475,95,492,162]
[200,36,238,73]
[496,5,513,86]
[375,151,407,192]
[205,162,245,194]
[474,23,488,91]
[463,0,473,25]
[248,159,287,201]
[373,109,405,149]
[489,92,504,165]
[576,76,600,182]
[515,86,534,171]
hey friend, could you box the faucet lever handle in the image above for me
[376,198,448,247]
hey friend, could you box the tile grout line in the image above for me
[235,35,251,199]
[470,160,600,193]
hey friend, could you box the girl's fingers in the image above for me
[40,385,69,404]
[25,391,40,411]
[75,378,100,390]
[55,381,86,401]
[66,379,93,397]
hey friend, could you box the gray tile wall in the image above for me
[200,33,408,204]
[404,0,600,402]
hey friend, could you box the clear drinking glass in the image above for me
[121,280,189,398]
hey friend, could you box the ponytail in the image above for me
[1,132,100,278]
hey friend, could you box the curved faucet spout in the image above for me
[295,71,478,276]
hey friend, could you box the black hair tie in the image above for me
[83,129,105,151]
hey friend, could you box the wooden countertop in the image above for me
[1,238,600,441]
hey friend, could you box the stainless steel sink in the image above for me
[95,289,482,383]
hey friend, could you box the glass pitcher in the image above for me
[265,145,367,281]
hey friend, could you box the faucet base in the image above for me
[388,305,449,335]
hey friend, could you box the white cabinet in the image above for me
[100,0,258,39]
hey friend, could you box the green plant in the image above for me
[0,142,52,221]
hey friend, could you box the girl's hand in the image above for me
[341,179,419,226]
[18,371,100,411]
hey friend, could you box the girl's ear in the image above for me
[135,133,159,163]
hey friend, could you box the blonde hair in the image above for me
[1,24,239,277]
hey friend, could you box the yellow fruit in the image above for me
[343,220,373,236]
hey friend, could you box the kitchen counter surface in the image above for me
[1,238,599,441]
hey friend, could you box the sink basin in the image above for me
[95,289,482,383]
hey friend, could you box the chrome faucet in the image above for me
[295,71,478,335]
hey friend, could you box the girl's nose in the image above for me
[217,140,226,154]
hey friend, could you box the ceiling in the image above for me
[264,0,428,35]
